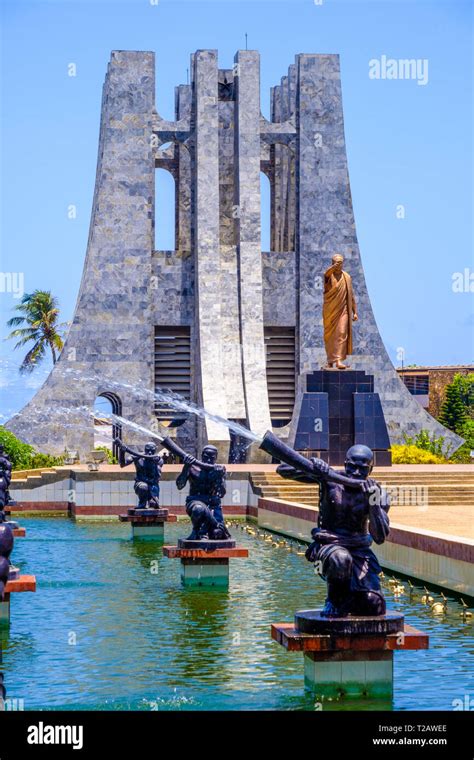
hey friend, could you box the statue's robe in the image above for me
[323,270,356,363]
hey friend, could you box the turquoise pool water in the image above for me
[2,518,473,711]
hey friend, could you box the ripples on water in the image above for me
[2,518,473,711]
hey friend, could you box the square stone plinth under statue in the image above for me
[119,508,177,540]
[0,575,36,627]
[180,557,230,587]
[303,649,393,698]
[163,539,249,588]
[272,611,428,700]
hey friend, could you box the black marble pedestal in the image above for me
[177,538,236,550]
[292,370,392,466]
[294,610,404,635]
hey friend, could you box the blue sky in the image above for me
[0,0,472,420]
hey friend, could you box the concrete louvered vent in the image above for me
[264,326,296,426]
[154,326,191,419]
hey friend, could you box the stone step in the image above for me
[252,473,474,480]
[257,495,474,503]
[256,485,473,494]
[252,478,474,487]
[11,468,57,480]
[257,485,472,497]
[255,482,474,492]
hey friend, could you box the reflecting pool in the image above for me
[2,518,473,711]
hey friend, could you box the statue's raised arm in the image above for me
[260,431,365,489]
[114,438,162,465]
[113,438,163,509]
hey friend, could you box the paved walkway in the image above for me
[389,503,474,540]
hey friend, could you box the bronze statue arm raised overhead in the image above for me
[161,437,218,472]
[114,438,162,464]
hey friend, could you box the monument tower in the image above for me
[6,50,462,461]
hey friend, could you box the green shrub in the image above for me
[0,425,35,469]
[438,373,474,433]
[449,419,474,463]
[449,444,474,464]
[391,444,446,464]
[29,452,64,469]
[402,430,452,458]
[94,446,117,465]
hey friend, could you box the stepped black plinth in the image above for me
[291,370,392,466]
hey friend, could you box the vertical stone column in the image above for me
[280,75,291,251]
[234,51,272,455]
[269,88,277,253]
[217,77,247,423]
[296,54,331,373]
[271,85,284,252]
[193,50,230,458]
[176,84,192,253]
[286,64,297,253]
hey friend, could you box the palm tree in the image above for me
[6,290,65,373]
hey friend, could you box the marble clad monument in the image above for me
[6,50,463,460]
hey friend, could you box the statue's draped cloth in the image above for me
[323,271,355,362]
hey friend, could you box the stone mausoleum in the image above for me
[6,49,462,462]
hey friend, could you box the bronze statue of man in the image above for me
[0,524,14,602]
[0,445,13,517]
[114,438,163,509]
[323,254,358,369]
[277,444,390,617]
[176,446,230,541]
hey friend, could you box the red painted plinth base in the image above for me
[5,575,37,594]
[271,622,429,653]
[1,575,36,626]
[271,621,429,699]
[164,546,248,587]
[119,512,177,540]
[118,513,177,524]
[163,546,248,559]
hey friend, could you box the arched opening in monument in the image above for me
[260,171,271,252]
[154,167,176,251]
[93,393,122,458]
